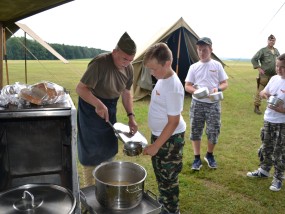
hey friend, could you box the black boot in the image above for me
[254,106,262,115]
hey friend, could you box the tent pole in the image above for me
[3,28,9,85]
[24,32,27,84]
[175,29,181,74]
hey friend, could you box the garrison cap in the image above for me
[268,34,276,40]
[117,32,136,55]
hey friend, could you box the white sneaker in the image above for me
[247,168,269,178]
[269,178,282,192]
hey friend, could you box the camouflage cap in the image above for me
[117,32,136,55]
[196,37,212,46]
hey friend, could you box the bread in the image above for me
[20,82,63,105]
[45,82,57,100]
[19,88,44,105]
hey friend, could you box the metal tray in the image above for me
[80,186,161,214]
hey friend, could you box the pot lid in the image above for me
[0,184,76,214]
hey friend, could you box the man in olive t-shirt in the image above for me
[75,32,138,187]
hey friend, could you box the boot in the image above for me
[254,106,262,115]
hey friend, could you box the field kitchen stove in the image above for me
[0,94,81,213]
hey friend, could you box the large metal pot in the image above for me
[0,184,76,214]
[93,161,147,210]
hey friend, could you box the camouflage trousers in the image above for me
[260,121,285,181]
[190,99,221,144]
[151,132,185,214]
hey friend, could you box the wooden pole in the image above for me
[3,28,9,85]
[175,29,182,74]
[24,32,27,84]
[0,23,3,89]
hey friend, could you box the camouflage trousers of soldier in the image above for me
[260,121,285,181]
[151,132,185,214]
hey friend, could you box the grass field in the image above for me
[2,59,285,213]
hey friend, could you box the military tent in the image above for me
[132,17,225,101]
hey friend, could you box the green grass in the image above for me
[3,59,285,213]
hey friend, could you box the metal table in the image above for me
[80,185,161,214]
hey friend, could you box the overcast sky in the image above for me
[15,0,285,59]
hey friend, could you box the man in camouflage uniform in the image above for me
[251,34,280,115]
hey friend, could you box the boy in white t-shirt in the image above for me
[143,42,186,214]
[247,53,285,192]
[185,37,229,171]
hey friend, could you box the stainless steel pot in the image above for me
[267,95,284,107]
[193,87,209,99]
[0,184,76,214]
[209,92,223,101]
[93,161,147,210]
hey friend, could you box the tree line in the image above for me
[5,37,107,60]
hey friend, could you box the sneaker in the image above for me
[247,168,269,178]
[269,178,282,191]
[204,155,217,169]
[191,159,202,171]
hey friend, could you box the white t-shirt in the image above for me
[148,73,186,136]
[185,59,229,103]
[264,75,285,123]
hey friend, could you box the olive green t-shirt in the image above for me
[80,53,134,99]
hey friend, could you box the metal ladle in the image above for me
[107,121,143,156]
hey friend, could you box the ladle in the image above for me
[107,121,143,156]
[107,121,125,142]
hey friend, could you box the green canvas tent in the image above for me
[132,17,225,101]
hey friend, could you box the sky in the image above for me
[15,0,285,59]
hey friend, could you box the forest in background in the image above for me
[5,37,107,60]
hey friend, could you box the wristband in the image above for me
[127,113,135,117]
[218,88,222,92]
